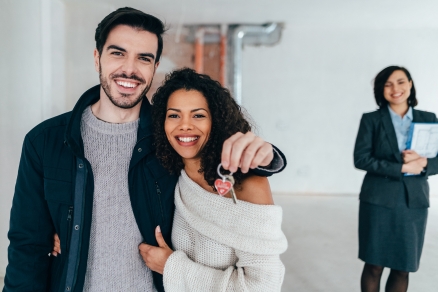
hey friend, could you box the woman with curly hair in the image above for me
[138,68,288,291]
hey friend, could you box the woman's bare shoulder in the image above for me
[236,175,274,205]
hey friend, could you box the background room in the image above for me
[1,0,438,291]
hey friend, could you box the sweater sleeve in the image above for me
[163,250,285,292]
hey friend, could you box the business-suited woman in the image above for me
[354,66,438,292]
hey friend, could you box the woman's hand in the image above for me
[52,233,61,256]
[139,226,173,274]
[402,150,428,174]
[221,132,274,173]
[402,150,421,163]
[402,159,427,174]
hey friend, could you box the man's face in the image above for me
[94,25,159,109]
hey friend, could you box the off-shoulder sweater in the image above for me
[163,170,288,292]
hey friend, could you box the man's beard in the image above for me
[99,66,153,109]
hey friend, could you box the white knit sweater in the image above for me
[163,170,288,292]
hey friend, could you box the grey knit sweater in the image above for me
[81,106,155,291]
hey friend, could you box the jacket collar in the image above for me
[379,106,403,163]
[64,85,154,158]
[412,108,421,122]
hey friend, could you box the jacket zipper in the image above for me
[66,206,73,252]
[155,181,165,223]
[65,159,87,292]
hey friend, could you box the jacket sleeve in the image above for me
[3,134,55,291]
[353,114,403,180]
[425,113,438,176]
[163,250,285,292]
[250,144,287,177]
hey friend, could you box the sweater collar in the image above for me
[64,85,154,157]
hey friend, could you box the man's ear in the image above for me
[94,48,100,73]
[154,61,160,71]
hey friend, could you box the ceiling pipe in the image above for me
[194,28,205,73]
[219,24,228,87]
[194,27,221,74]
[231,23,279,105]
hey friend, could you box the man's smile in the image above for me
[115,80,139,88]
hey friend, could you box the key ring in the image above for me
[217,163,233,181]
[215,163,237,203]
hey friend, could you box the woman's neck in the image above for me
[183,158,215,193]
[389,102,409,118]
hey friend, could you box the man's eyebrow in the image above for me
[139,53,155,60]
[107,45,126,52]
[106,45,155,60]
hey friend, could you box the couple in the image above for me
[4,7,287,292]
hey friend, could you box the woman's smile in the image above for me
[175,135,200,145]
[164,89,212,162]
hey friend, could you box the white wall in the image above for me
[243,26,438,194]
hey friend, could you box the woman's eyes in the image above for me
[385,81,406,87]
[166,113,206,119]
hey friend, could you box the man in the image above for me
[3,7,286,292]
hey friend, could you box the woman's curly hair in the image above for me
[151,68,252,189]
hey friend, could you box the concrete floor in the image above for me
[1,195,437,291]
[277,194,438,292]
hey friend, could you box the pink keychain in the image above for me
[214,163,237,204]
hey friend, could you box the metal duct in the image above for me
[229,23,283,104]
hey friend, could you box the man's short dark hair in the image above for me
[95,7,166,63]
[373,65,418,108]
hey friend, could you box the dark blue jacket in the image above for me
[3,85,286,292]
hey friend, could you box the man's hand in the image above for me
[138,226,173,274]
[221,132,273,173]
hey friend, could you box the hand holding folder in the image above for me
[404,123,438,176]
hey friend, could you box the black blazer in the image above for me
[354,106,438,208]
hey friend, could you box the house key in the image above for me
[223,174,238,204]
[214,163,238,204]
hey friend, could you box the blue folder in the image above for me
[404,122,438,176]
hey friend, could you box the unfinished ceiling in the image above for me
[64,0,438,29]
